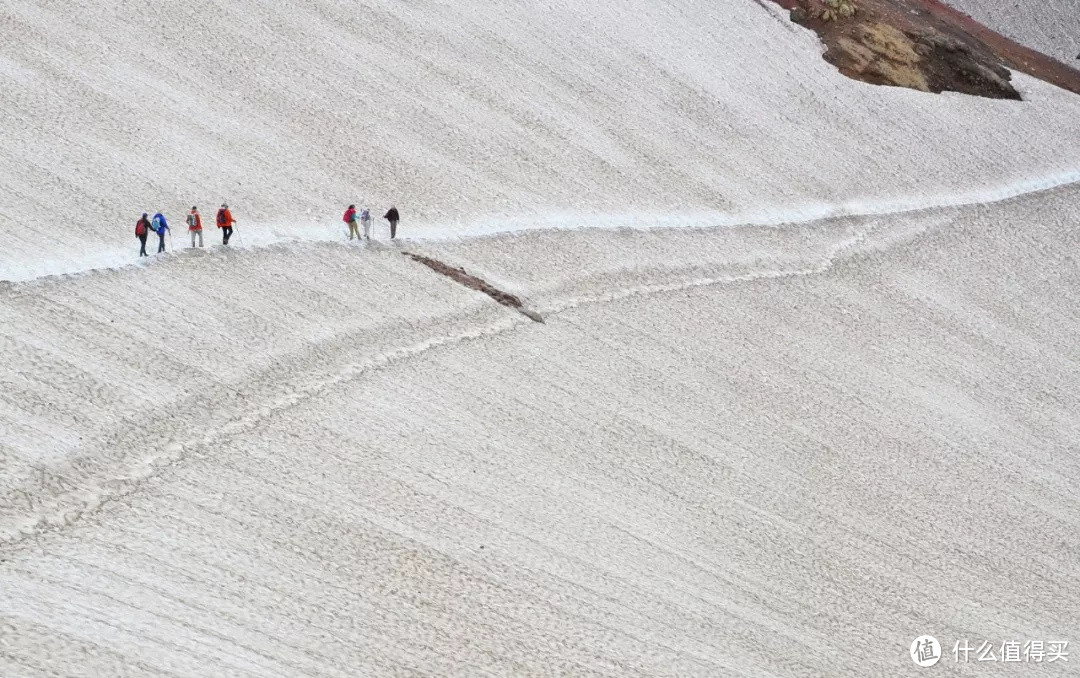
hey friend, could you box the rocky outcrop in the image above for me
[405,252,544,323]
[772,0,1080,99]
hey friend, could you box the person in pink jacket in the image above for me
[343,205,359,240]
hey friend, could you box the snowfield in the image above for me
[2,0,1080,676]
[4,0,1080,278]
[3,184,1080,676]
[946,0,1080,65]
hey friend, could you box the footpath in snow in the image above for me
[4,168,1080,283]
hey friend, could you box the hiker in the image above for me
[187,206,203,248]
[384,206,400,239]
[135,213,151,257]
[217,203,235,245]
[343,204,359,240]
[360,207,372,239]
[152,211,169,253]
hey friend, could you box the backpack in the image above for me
[217,209,227,227]
[152,215,162,231]
[360,209,370,221]
[187,213,197,228]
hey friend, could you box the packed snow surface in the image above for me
[3,182,1080,676]
[3,0,1080,676]
[946,0,1080,64]
[3,0,1080,278]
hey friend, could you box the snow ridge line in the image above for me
[3,168,1079,283]
[538,223,881,315]
[449,167,1080,239]
[0,314,525,549]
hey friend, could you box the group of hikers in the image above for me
[134,204,236,257]
[344,205,400,240]
[134,203,401,256]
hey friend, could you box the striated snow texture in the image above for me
[2,0,1080,279]
[946,0,1080,64]
[3,1,1080,676]
[2,182,1080,676]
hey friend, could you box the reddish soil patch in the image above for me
[405,252,544,323]
[769,0,1080,99]
[919,1,1080,95]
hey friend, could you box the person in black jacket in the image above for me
[135,213,151,257]
[384,206,400,239]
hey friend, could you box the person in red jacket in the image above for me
[186,206,203,248]
[343,204,359,240]
[216,204,235,245]
[135,213,151,257]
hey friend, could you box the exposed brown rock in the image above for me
[769,0,1080,99]
[404,252,544,323]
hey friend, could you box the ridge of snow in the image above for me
[3,167,1079,283]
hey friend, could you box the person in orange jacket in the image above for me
[216,203,235,245]
[186,206,203,248]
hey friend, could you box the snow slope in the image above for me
[945,0,1080,64]
[3,0,1080,278]
[2,181,1080,676]
[4,1,1080,675]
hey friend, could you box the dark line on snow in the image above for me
[403,251,544,323]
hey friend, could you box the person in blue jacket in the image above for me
[151,212,170,253]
